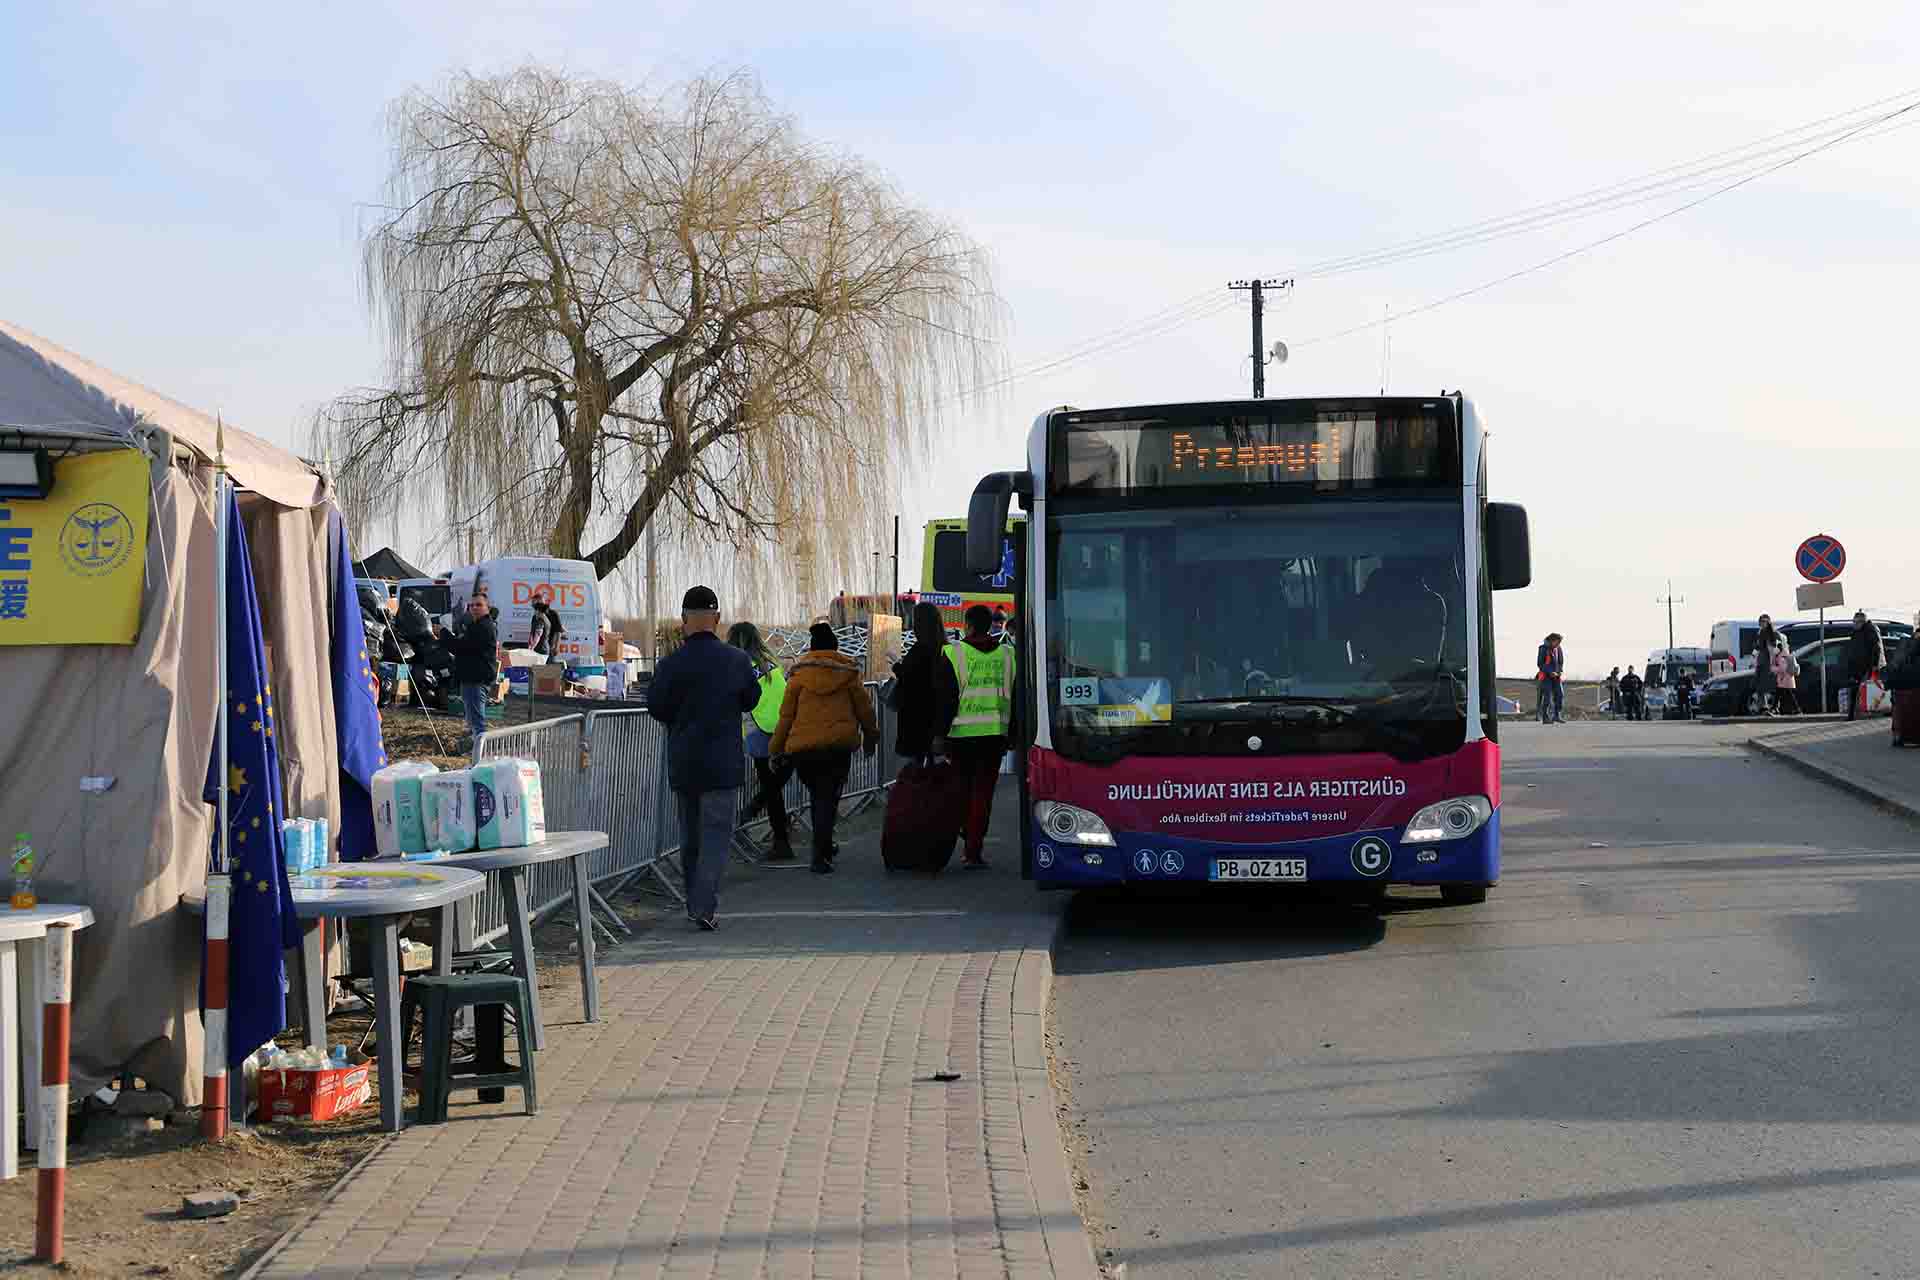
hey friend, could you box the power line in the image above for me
[1291,98,1920,351]
[942,85,1920,401]
[1294,87,1920,280]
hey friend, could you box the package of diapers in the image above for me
[372,762,440,858]
[472,757,547,849]
[422,770,479,852]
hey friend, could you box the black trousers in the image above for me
[752,756,793,842]
[792,750,853,864]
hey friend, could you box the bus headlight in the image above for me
[1034,801,1116,846]
[1403,796,1492,843]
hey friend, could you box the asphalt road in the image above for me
[1053,721,1920,1279]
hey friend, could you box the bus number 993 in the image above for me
[1060,679,1098,705]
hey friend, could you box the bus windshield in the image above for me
[1047,499,1468,761]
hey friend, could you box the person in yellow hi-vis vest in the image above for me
[946,604,1016,869]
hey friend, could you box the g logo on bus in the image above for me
[1350,836,1392,878]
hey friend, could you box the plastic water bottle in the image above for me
[10,833,35,910]
[331,1044,348,1069]
[312,818,331,869]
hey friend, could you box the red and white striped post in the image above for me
[34,922,73,1264]
[200,873,232,1140]
[202,426,234,1142]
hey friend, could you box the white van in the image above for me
[1707,619,1766,678]
[446,557,604,668]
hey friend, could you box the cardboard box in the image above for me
[257,1063,372,1122]
[531,663,566,696]
[601,630,623,663]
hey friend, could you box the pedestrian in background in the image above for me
[529,598,565,658]
[1605,666,1621,719]
[1674,667,1697,720]
[447,591,499,755]
[1619,665,1645,720]
[1845,609,1885,720]
[1536,632,1566,724]
[647,586,760,930]
[1771,640,1801,716]
[770,623,880,874]
[729,622,796,863]
[948,604,1017,867]
[1753,615,1781,715]
[893,602,959,759]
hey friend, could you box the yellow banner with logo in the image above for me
[0,449,150,645]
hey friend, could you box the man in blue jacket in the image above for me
[647,585,761,929]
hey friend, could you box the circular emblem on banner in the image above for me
[1350,836,1393,878]
[1036,843,1055,870]
[1160,849,1185,875]
[1132,848,1158,875]
[58,502,134,578]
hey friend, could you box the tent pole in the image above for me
[202,420,233,1142]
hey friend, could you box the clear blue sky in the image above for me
[4,0,1917,673]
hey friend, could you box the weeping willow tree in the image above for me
[318,67,1000,603]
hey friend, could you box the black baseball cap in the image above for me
[682,585,720,612]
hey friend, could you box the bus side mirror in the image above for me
[967,472,1031,575]
[1486,502,1531,590]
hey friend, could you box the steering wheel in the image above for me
[1245,668,1273,695]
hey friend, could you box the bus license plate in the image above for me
[1211,858,1308,882]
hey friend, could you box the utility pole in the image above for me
[1228,278,1293,397]
[891,516,899,618]
[1656,580,1684,651]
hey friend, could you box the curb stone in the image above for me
[1747,733,1920,826]
[1008,915,1102,1280]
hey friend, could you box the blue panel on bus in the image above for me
[1031,810,1499,889]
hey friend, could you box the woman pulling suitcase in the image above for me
[881,604,966,873]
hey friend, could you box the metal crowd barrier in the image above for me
[471,680,895,932]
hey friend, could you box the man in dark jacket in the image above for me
[1618,666,1645,721]
[446,592,500,752]
[1845,611,1885,720]
[647,585,760,928]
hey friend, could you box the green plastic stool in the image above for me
[407,972,539,1123]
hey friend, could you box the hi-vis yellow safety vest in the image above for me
[947,641,1015,738]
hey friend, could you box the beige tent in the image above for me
[0,319,342,1104]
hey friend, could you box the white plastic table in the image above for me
[432,832,611,1050]
[187,865,485,1132]
[2,904,94,1178]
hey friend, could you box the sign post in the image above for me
[1795,534,1847,714]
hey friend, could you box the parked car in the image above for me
[1697,637,1887,716]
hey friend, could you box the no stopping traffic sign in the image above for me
[1795,534,1845,584]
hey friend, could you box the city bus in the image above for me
[964,394,1530,903]
[921,516,1023,634]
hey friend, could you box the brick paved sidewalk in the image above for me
[1750,717,1920,821]
[252,788,1099,1280]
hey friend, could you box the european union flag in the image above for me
[329,511,386,861]
[203,487,299,1068]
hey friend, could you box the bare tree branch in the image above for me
[314,65,1002,608]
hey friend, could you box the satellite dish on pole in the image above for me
[1270,340,1289,365]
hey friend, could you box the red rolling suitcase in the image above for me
[882,757,966,872]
